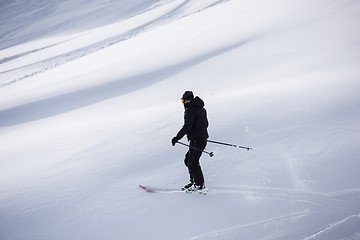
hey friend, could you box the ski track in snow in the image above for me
[187,211,311,240]
[186,187,360,240]
[139,185,360,240]
[0,0,229,88]
[191,196,359,240]
[303,214,360,240]
[189,214,360,240]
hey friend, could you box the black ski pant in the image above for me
[184,138,206,187]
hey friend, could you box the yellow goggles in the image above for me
[181,98,191,103]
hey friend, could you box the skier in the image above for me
[171,91,209,191]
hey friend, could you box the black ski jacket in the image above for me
[176,96,209,140]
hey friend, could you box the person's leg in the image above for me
[188,139,206,187]
[183,151,194,189]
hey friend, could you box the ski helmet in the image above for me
[181,91,194,102]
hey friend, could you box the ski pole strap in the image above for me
[177,141,214,157]
[207,140,252,151]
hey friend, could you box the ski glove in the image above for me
[171,137,179,146]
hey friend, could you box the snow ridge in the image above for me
[0,0,230,88]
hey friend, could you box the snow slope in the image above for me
[1,0,360,239]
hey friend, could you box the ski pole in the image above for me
[177,141,214,157]
[207,140,252,151]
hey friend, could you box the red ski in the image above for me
[139,185,182,193]
[139,185,207,195]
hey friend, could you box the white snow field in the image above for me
[1,0,360,239]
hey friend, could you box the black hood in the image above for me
[184,96,204,108]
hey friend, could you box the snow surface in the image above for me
[1,0,360,239]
